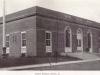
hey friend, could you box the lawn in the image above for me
[0,56,81,68]
[24,60,100,70]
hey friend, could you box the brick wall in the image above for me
[37,15,100,56]
[0,6,99,57]
[0,16,36,57]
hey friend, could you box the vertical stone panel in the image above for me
[92,31,99,53]
[52,31,57,55]
[72,34,77,52]
[58,32,65,53]
[26,29,37,57]
[71,25,77,52]
[9,32,21,57]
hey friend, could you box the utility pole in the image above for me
[2,0,6,55]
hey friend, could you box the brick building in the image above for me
[0,6,100,57]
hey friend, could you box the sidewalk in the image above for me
[0,58,100,70]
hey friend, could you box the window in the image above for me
[99,38,100,48]
[77,29,82,47]
[65,26,72,52]
[77,28,83,51]
[77,39,78,46]
[77,29,81,34]
[6,34,9,48]
[21,32,26,47]
[21,31,26,54]
[88,32,91,48]
[46,31,52,52]
[77,39,81,47]
[6,34,10,54]
[46,32,51,46]
[65,27,70,47]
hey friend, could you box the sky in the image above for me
[0,0,100,23]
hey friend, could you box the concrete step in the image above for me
[60,52,100,60]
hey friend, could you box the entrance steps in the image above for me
[60,52,100,60]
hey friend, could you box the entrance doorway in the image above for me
[65,26,72,52]
[77,28,83,52]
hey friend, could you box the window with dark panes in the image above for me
[22,32,26,46]
[6,35,9,47]
[77,29,82,47]
[99,38,100,48]
[77,29,81,34]
[46,32,51,46]
[79,39,81,47]
[66,28,70,47]
[77,39,78,46]
[88,32,91,48]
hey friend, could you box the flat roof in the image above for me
[0,6,100,29]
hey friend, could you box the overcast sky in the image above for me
[0,0,100,23]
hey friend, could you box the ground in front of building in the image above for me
[19,60,100,70]
[0,56,81,68]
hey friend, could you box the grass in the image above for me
[0,56,81,68]
[25,60,100,70]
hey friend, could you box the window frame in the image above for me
[65,27,71,47]
[45,31,52,52]
[77,28,82,47]
[6,34,9,49]
[46,31,52,47]
[77,39,81,47]
[21,31,26,48]
[6,34,10,54]
[87,31,91,48]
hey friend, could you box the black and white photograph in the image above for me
[0,0,100,74]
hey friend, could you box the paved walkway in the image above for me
[0,58,100,70]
